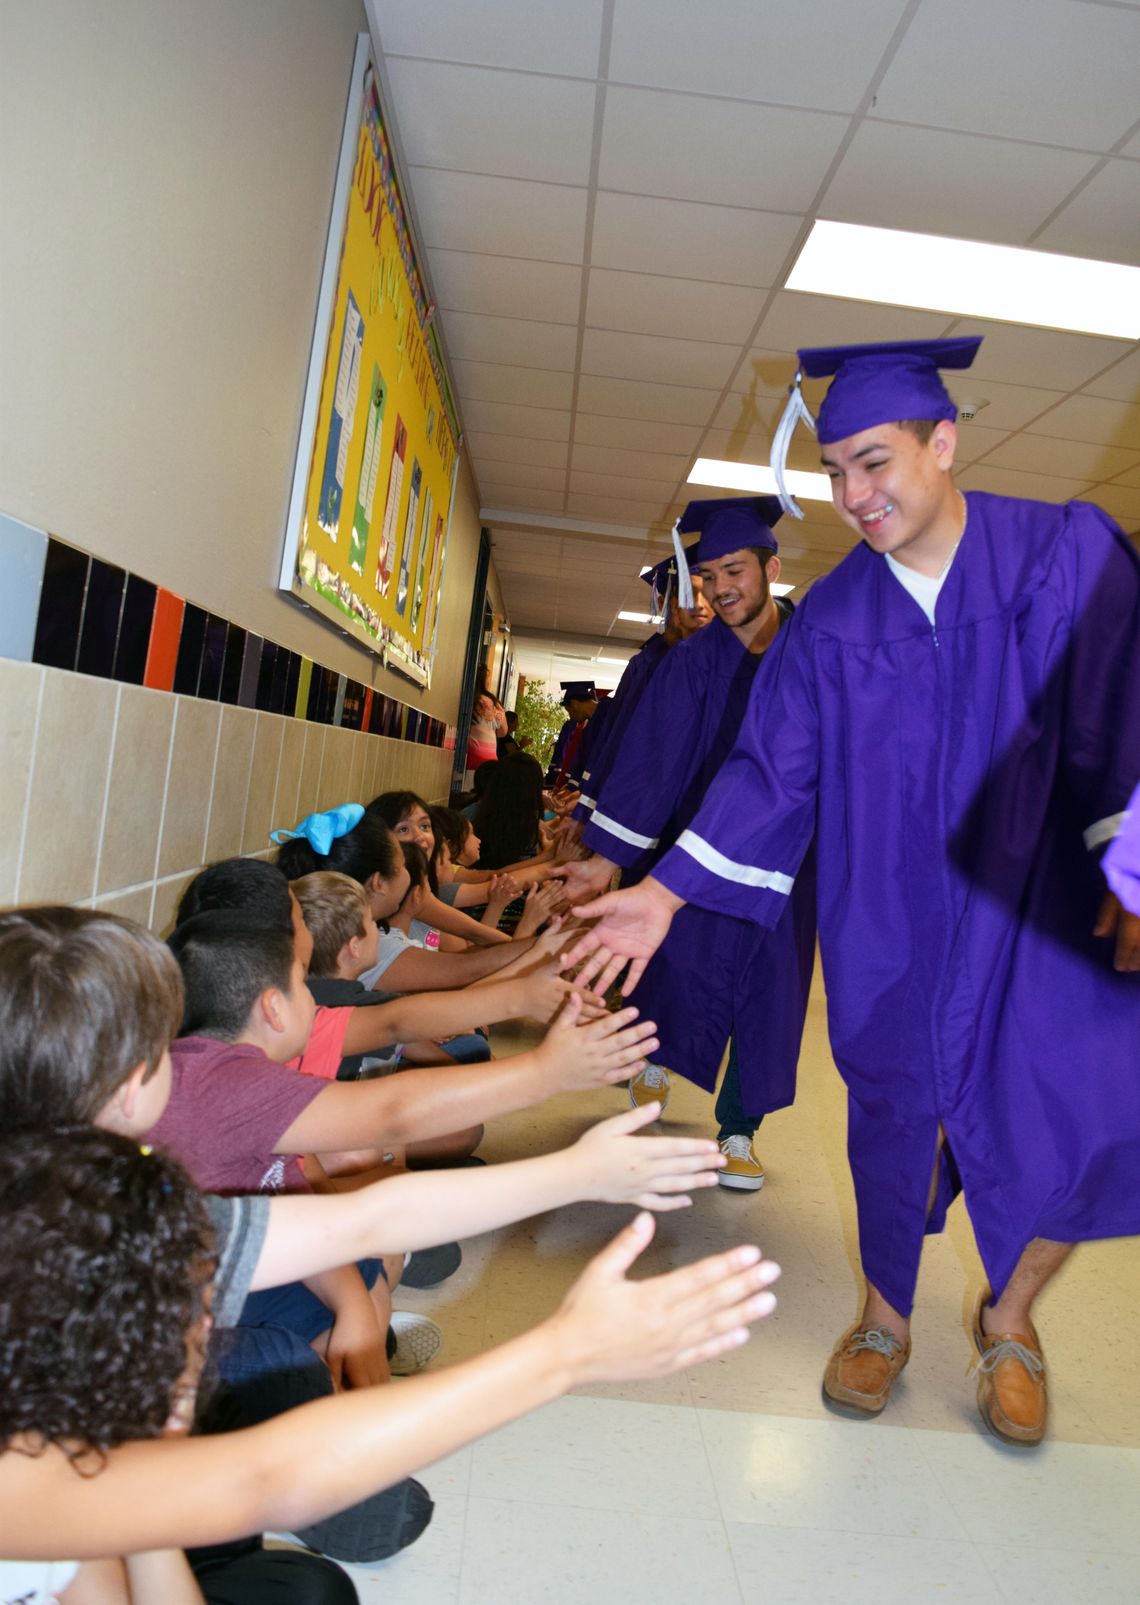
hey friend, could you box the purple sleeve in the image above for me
[1059,504,1140,856]
[653,621,819,927]
[582,644,703,868]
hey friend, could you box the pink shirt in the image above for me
[287,1003,353,1082]
[150,1037,324,1195]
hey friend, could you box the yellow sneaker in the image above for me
[628,1063,670,1115]
[717,1135,765,1190]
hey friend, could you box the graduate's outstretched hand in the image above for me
[552,853,615,906]
[534,989,658,1092]
[559,876,683,995]
[1094,890,1140,973]
[571,1103,725,1210]
[546,1212,780,1384]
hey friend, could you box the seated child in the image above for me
[0,1126,777,1582]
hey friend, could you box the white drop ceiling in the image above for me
[364,0,1140,654]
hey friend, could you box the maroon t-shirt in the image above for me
[149,1036,324,1195]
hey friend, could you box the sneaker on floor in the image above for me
[400,1241,462,1290]
[389,1312,444,1376]
[822,1323,910,1416]
[717,1135,766,1191]
[628,1062,670,1115]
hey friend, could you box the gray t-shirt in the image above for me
[204,1193,270,1328]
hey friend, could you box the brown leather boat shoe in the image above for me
[972,1297,1048,1447]
[822,1323,911,1416]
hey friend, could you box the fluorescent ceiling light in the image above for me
[786,220,1140,341]
[596,655,631,666]
[688,457,832,502]
[771,583,796,597]
[617,609,660,624]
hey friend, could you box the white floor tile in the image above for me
[457,1496,742,1603]
[728,1524,1001,1604]
[468,1394,720,1519]
[699,1410,969,1540]
[344,1493,465,1602]
[979,1541,1140,1603]
[916,1430,1140,1554]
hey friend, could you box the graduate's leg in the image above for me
[714,1036,765,1190]
[983,1238,1074,1333]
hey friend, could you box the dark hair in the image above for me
[0,1125,214,1470]
[0,908,184,1128]
[167,911,294,1040]
[176,857,293,933]
[366,791,432,835]
[897,418,937,444]
[430,806,470,862]
[274,811,401,887]
[472,753,544,870]
[749,545,777,567]
[471,761,498,798]
[400,841,431,894]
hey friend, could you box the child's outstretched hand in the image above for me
[535,990,658,1092]
[570,1103,725,1209]
[546,1212,780,1384]
[513,879,565,941]
[517,956,607,1024]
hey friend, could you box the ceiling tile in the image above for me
[1083,347,1140,405]
[948,422,1011,464]
[591,192,802,287]
[573,412,702,455]
[453,359,574,410]
[479,483,567,512]
[586,268,767,345]
[460,398,571,439]
[976,434,1140,483]
[1032,159,1140,267]
[428,250,582,323]
[445,310,578,369]
[470,459,567,492]
[1023,393,1140,449]
[599,86,846,212]
[465,432,568,469]
[407,167,587,263]
[566,493,670,524]
[872,0,1140,151]
[371,0,606,77]
[957,464,1091,502]
[1086,483,1140,525]
[607,0,910,112]
[581,326,740,389]
[1110,463,1140,490]
[568,469,678,503]
[384,59,596,185]
[755,290,952,353]
[576,373,721,425]
[941,376,1067,433]
[727,349,801,396]
[822,121,1098,243]
[956,320,1135,393]
[571,441,692,479]
[699,421,828,475]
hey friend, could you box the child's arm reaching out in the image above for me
[0,1215,779,1559]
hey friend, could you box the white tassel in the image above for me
[772,373,817,521]
[671,520,694,608]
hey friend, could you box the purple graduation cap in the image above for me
[640,549,696,631]
[560,680,597,708]
[771,336,983,520]
[677,496,782,565]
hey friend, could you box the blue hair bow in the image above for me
[270,803,364,857]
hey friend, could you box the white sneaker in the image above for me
[390,1312,444,1375]
[628,1062,671,1115]
[717,1135,765,1191]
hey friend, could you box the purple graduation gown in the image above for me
[1104,781,1140,916]
[545,716,587,788]
[583,607,816,1117]
[575,634,671,825]
[654,494,1140,1315]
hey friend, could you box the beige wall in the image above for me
[0,0,487,724]
[0,656,452,934]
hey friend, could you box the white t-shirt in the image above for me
[884,547,958,625]
[0,1557,79,1603]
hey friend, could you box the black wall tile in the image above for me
[219,624,246,705]
[76,559,126,678]
[32,540,90,671]
[197,614,228,700]
[173,604,207,694]
[113,573,157,684]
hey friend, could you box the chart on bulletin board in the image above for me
[280,36,461,687]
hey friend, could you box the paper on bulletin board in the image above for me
[280,35,461,688]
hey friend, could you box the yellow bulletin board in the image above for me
[280,35,461,687]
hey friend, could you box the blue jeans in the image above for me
[714,1036,764,1142]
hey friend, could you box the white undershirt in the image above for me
[884,543,959,626]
